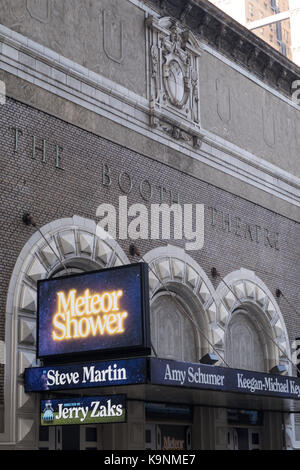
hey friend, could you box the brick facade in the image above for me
[1,96,300,406]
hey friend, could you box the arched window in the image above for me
[150,286,203,362]
[225,308,267,372]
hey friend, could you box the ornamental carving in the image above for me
[26,0,52,24]
[102,9,124,64]
[146,16,202,149]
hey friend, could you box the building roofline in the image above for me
[144,0,300,97]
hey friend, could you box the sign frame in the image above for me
[36,262,151,363]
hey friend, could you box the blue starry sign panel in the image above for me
[26,357,300,400]
[41,394,127,426]
[25,357,147,393]
[150,358,300,400]
[37,263,150,361]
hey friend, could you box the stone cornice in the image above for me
[144,0,300,97]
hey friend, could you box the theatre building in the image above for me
[1,0,300,450]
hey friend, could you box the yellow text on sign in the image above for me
[52,289,128,340]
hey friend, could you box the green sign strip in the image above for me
[41,394,126,426]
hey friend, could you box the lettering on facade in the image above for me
[11,127,64,170]
[208,206,280,251]
[101,162,180,205]
[9,127,281,249]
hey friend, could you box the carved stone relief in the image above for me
[262,108,275,147]
[102,9,124,64]
[1,0,26,28]
[20,82,37,105]
[146,16,202,149]
[71,2,95,68]
[26,0,52,24]
[262,96,275,147]
[216,78,231,123]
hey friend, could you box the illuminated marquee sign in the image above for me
[37,263,150,361]
[40,394,126,426]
